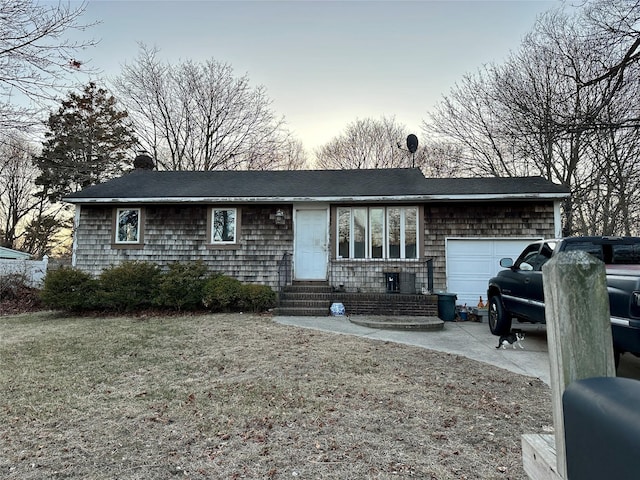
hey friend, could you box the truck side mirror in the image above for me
[499,258,513,268]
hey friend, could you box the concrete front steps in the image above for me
[349,315,444,331]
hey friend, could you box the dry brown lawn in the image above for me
[0,312,552,479]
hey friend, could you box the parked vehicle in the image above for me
[487,236,640,365]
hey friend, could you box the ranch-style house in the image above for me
[64,167,569,314]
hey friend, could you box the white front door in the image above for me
[294,207,328,280]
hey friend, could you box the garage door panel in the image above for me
[449,241,493,256]
[446,238,541,307]
[453,282,488,306]
[447,257,494,275]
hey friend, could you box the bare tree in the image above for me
[423,0,640,236]
[0,1,96,129]
[423,72,526,178]
[0,135,36,248]
[248,136,308,171]
[575,87,640,235]
[0,132,69,251]
[419,139,465,178]
[113,44,304,171]
[577,0,640,124]
[315,116,413,170]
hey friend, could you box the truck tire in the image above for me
[489,295,512,335]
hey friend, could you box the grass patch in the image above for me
[1,312,551,479]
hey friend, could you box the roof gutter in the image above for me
[64,192,570,204]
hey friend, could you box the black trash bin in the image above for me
[436,292,457,321]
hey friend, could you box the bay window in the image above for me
[370,208,384,258]
[337,206,419,259]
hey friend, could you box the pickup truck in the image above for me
[487,236,640,365]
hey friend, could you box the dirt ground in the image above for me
[0,311,552,479]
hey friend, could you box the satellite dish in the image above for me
[406,134,418,154]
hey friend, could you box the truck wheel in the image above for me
[489,295,512,335]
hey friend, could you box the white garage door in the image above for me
[446,238,541,307]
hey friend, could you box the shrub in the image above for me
[40,262,276,315]
[240,284,276,312]
[202,274,243,311]
[96,261,161,311]
[0,273,29,301]
[155,261,208,310]
[40,267,98,311]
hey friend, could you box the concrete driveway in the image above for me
[273,316,640,386]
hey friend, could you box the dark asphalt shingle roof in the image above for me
[421,176,569,196]
[64,168,569,202]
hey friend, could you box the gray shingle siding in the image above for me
[74,199,557,292]
[75,205,293,285]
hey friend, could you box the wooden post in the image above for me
[522,250,615,479]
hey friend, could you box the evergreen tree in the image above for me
[34,82,137,202]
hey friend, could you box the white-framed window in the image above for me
[337,206,418,259]
[211,208,237,244]
[115,208,141,244]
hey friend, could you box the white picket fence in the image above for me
[0,255,49,287]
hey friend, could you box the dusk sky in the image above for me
[70,0,559,153]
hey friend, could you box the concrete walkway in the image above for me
[274,315,551,385]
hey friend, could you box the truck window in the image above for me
[611,244,640,264]
[563,240,640,264]
[528,243,553,271]
[516,244,542,268]
[564,241,604,261]
[516,242,553,271]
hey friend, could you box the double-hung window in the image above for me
[337,206,418,259]
[211,208,237,244]
[114,208,142,245]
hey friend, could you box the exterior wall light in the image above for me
[275,208,286,225]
